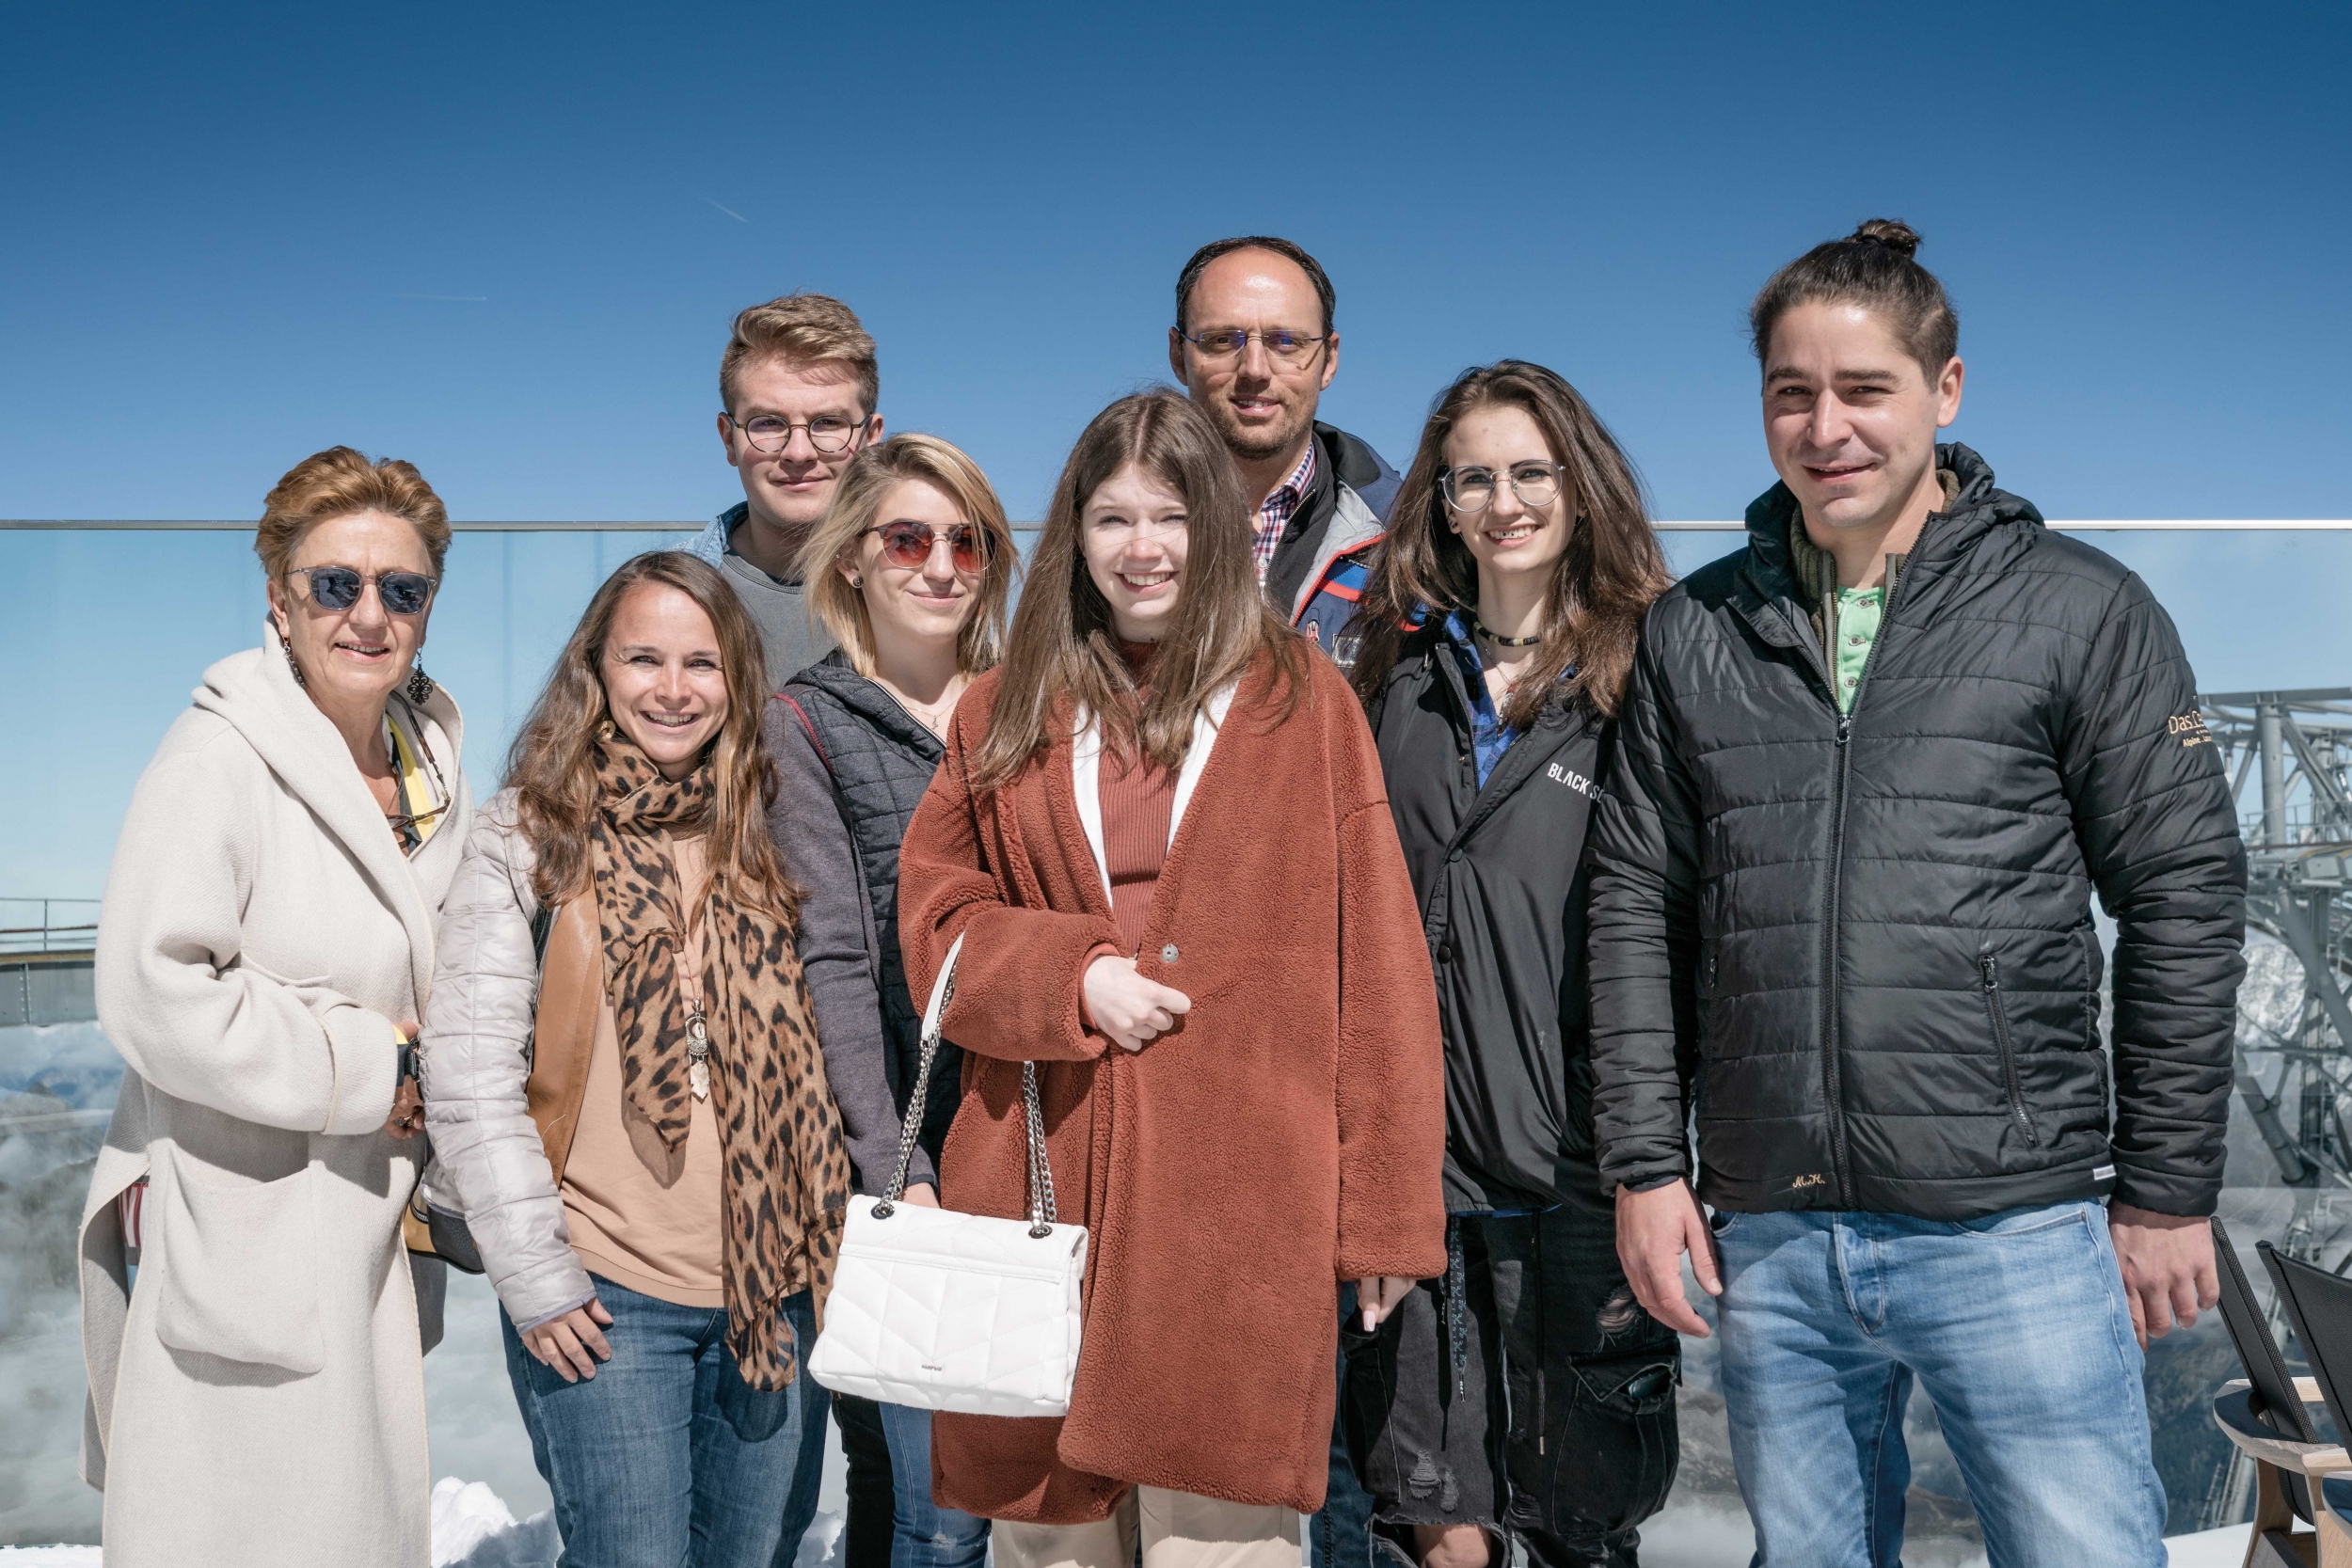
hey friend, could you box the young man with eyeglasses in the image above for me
[1168,237,1401,639]
[690,292,882,689]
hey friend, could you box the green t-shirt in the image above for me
[1833,585,1883,713]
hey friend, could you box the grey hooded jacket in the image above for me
[420,787,910,1331]
[417,794,596,1334]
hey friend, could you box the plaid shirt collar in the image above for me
[1249,442,1319,583]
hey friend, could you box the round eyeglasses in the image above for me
[723,411,873,454]
[1439,461,1567,515]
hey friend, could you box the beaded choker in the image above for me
[1470,614,1542,648]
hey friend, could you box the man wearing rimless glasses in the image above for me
[1167,237,1404,1568]
[1168,236,1401,639]
[690,292,883,689]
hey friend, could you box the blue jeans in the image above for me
[1312,1279,1375,1568]
[501,1277,831,1568]
[876,1401,990,1568]
[1711,1201,2165,1568]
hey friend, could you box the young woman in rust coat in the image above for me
[896,389,1447,1568]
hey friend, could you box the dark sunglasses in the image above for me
[289,566,437,615]
[866,521,987,574]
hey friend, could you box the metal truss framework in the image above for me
[2204,689,2352,1187]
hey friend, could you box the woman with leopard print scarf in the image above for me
[419,551,851,1568]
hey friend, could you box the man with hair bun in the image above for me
[689,291,882,689]
[1588,219,2246,1564]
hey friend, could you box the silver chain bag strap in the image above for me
[805,933,1089,1415]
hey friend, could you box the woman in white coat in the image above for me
[78,446,474,1568]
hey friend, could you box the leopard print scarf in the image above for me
[588,733,850,1389]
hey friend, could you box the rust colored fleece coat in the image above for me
[898,648,1447,1524]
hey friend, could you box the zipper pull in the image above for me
[1980,955,1997,988]
[1836,716,1851,745]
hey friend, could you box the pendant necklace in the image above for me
[686,1002,712,1102]
[679,916,712,1101]
[885,677,961,738]
[1471,613,1540,702]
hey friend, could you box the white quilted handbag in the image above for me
[807,934,1089,1416]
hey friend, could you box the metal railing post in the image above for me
[2261,699,2288,847]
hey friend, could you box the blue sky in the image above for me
[3,1,2348,895]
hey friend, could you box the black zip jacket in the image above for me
[1588,445,2246,1221]
[1370,630,1614,1211]
[767,652,959,1190]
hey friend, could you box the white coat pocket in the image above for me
[153,1152,326,1375]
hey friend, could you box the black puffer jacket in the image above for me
[1588,445,2246,1221]
[1369,630,1614,1211]
[767,652,959,1191]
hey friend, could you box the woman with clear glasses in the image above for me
[894,390,1445,1568]
[421,550,850,1568]
[80,447,472,1568]
[1340,362,1679,1568]
[767,434,1017,1568]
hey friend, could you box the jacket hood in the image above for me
[785,649,946,760]
[684,502,745,567]
[1273,424,1403,621]
[1741,443,2042,592]
[1316,421,1404,525]
[193,640,466,1003]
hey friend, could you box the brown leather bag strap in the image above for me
[525,896,604,1185]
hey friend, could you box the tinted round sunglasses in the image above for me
[866,521,988,574]
[288,565,438,615]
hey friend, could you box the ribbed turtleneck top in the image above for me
[1100,640,1177,952]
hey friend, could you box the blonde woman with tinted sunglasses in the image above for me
[767,434,1018,1568]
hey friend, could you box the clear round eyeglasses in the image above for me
[723,412,873,454]
[1439,461,1567,514]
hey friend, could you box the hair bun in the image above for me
[1848,218,1922,259]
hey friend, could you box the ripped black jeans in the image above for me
[1340,1190,1680,1568]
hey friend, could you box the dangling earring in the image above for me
[405,658,436,705]
[278,626,306,688]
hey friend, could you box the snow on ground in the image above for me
[430,1478,556,1567]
